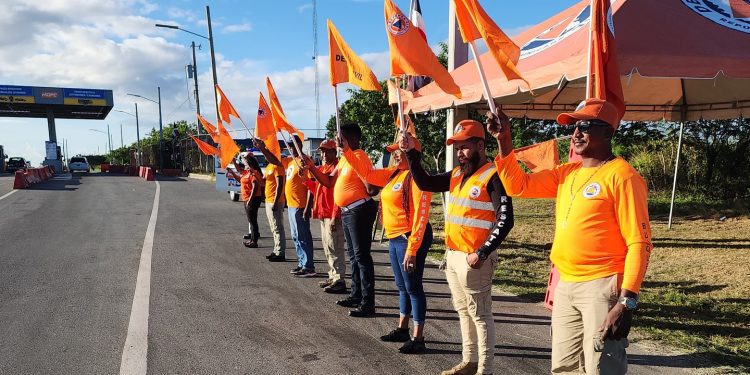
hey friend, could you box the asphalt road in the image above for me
[0,174,703,374]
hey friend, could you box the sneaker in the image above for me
[348,306,376,318]
[398,339,426,354]
[243,240,258,248]
[336,297,360,308]
[380,328,410,342]
[294,269,317,278]
[440,362,478,375]
[268,255,286,262]
[265,253,275,259]
[323,281,348,294]
[318,279,334,288]
[243,233,252,240]
[289,266,302,274]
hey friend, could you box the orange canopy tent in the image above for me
[402,0,750,122]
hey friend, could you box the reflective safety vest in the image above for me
[446,162,497,253]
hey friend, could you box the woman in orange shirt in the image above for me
[342,134,433,354]
[230,154,264,248]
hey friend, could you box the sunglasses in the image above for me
[562,120,610,135]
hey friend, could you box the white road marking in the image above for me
[119,180,160,375]
[0,190,17,201]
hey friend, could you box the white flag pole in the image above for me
[468,40,497,115]
[333,85,342,136]
[394,76,407,136]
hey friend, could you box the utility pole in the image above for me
[191,41,201,119]
[157,86,164,172]
[135,103,142,165]
[206,6,220,126]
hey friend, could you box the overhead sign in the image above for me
[0,85,35,104]
[63,88,109,106]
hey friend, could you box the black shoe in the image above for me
[268,255,286,262]
[265,253,275,259]
[336,297,360,308]
[319,279,335,288]
[243,233,252,240]
[289,266,302,274]
[294,269,317,278]
[380,328,411,342]
[349,306,376,318]
[323,281,348,294]
[398,339,426,354]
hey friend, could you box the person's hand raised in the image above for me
[485,108,511,141]
[398,132,416,152]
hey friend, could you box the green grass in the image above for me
[428,194,750,373]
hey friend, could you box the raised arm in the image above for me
[302,155,336,188]
[253,139,281,166]
[342,149,394,188]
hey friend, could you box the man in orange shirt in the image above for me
[304,123,380,317]
[256,135,316,276]
[307,139,347,293]
[488,99,653,374]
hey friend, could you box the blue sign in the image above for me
[0,85,33,96]
[62,88,107,99]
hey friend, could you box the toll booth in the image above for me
[0,85,113,173]
[0,145,5,172]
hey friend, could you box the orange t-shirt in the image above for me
[343,150,431,255]
[284,157,310,209]
[264,161,287,204]
[333,149,372,207]
[240,169,263,201]
[495,152,652,293]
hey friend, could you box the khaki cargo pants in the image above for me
[551,274,628,374]
[320,217,346,281]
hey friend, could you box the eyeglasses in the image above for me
[562,120,610,135]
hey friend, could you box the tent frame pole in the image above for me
[667,121,684,229]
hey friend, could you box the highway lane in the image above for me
[0,174,699,374]
[0,173,155,374]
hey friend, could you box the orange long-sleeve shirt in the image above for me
[343,150,431,256]
[495,152,652,293]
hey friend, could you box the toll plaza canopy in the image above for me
[400,0,750,122]
[0,85,113,120]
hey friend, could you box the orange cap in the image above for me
[446,119,485,145]
[317,139,337,150]
[386,134,421,152]
[556,99,621,129]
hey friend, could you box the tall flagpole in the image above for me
[394,77,407,135]
[333,85,342,135]
[468,40,496,114]
[585,0,594,100]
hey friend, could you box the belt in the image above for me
[341,197,371,212]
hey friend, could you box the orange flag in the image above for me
[384,0,461,98]
[216,120,240,170]
[589,0,625,122]
[215,84,242,126]
[265,77,305,141]
[197,114,219,142]
[255,93,281,160]
[453,0,530,88]
[516,139,560,173]
[328,20,381,91]
[190,135,219,157]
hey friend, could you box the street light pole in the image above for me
[157,86,164,172]
[191,41,201,118]
[135,103,141,165]
[206,6,220,126]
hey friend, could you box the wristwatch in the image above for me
[618,296,638,310]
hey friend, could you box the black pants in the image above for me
[342,199,378,309]
[244,197,262,242]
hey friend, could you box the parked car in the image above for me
[6,157,27,173]
[69,157,91,173]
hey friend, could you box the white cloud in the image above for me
[222,22,252,34]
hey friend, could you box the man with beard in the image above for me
[400,120,514,375]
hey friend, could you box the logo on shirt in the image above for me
[341,167,349,176]
[286,166,294,178]
[469,186,481,199]
[582,182,601,199]
[392,182,403,192]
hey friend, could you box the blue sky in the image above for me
[0,0,579,165]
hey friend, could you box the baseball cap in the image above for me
[385,134,421,152]
[556,98,621,129]
[446,119,485,145]
[317,139,337,150]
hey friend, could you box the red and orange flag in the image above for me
[328,20,381,91]
[216,120,240,170]
[197,114,218,142]
[190,135,219,157]
[453,0,529,88]
[265,77,305,141]
[255,93,281,160]
[215,84,242,126]
[384,0,461,98]
[589,0,625,121]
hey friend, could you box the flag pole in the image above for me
[468,40,497,115]
[585,0,593,100]
[394,76,407,136]
[333,84,342,135]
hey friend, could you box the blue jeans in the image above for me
[288,207,314,270]
[388,224,432,325]
[342,199,378,309]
